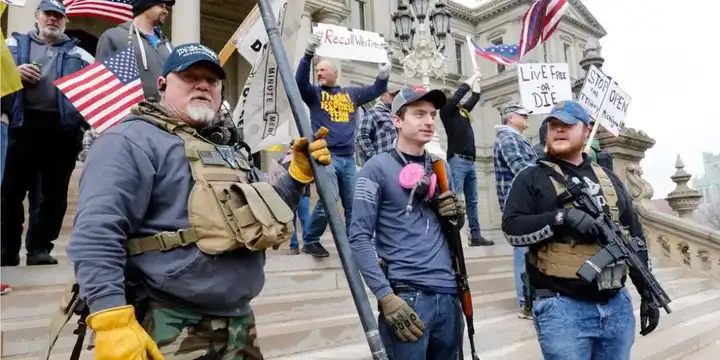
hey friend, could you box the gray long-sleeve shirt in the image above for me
[348,152,456,300]
[67,116,306,316]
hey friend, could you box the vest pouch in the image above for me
[225,182,295,251]
[189,179,244,255]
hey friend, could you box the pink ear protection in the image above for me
[398,162,437,216]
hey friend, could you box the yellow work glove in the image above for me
[86,305,164,360]
[288,127,331,184]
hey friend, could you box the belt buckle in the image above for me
[156,230,187,251]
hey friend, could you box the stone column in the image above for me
[171,0,200,45]
[7,0,39,35]
[666,155,703,219]
[597,127,655,193]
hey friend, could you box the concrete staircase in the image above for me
[3,164,720,359]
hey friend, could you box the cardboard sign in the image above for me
[313,22,388,64]
[596,81,631,137]
[577,65,610,118]
[517,63,573,115]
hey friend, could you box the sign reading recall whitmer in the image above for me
[578,65,610,118]
[596,81,631,137]
[312,22,388,64]
[517,63,573,115]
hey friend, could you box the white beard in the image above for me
[41,26,63,40]
[186,104,216,124]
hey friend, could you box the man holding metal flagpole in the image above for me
[255,0,388,358]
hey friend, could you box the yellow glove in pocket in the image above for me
[288,126,332,184]
[87,305,164,360]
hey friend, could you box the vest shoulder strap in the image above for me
[538,160,573,208]
[590,162,620,223]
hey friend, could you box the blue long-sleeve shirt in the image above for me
[67,116,306,316]
[348,152,456,300]
[295,53,388,156]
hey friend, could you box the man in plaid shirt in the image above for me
[493,102,537,319]
[356,90,399,164]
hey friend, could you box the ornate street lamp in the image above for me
[392,0,452,158]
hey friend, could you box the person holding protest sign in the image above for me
[501,100,660,360]
[349,86,465,359]
[295,32,390,257]
[440,70,494,247]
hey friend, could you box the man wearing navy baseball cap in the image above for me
[349,85,468,358]
[501,100,660,359]
[65,43,330,359]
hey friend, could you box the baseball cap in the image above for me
[543,100,591,126]
[390,86,446,116]
[501,102,532,117]
[162,43,226,80]
[38,0,66,16]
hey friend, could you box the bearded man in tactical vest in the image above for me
[64,43,331,359]
[501,100,660,360]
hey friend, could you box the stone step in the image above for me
[2,266,697,359]
[476,289,720,360]
[681,339,720,360]
[262,279,720,360]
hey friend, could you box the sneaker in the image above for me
[519,307,533,320]
[0,283,11,295]
[26,251,58,266]
[469,236,495,246]
[301,243,330,258]
[286,248,300,255]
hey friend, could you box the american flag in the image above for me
[519,0,568,59]
[469,39,520,65]
[54,46,144,133]
[64,0,133,23]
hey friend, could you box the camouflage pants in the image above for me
[141,300,263,360]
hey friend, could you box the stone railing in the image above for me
[600,126,720,279]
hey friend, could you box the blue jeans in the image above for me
[533,289,636,360]
[303,155,356,244]
[448,157,481,238]
[289,196,311,249]
[514,247,527,307]
[379,290,463,360]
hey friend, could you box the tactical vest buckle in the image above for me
[157,230,189,250]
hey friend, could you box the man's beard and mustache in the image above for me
[186,103,217,124]
[41,25,63,40]
[547,137,584,158]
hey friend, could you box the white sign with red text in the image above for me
[312,22,388,63]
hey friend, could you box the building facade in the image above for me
[694,152,720,206]
[1,0,606,234]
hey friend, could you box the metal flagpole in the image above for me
[255,1,388,359]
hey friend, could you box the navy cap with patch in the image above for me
[38,0,66,16]
[162,43,226,79]
[391,86,446,115]
[543,100,591,126]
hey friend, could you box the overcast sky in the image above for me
[580,0,719,199]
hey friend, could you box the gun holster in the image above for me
[41,280,150,360]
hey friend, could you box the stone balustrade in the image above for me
[603,126,720,279]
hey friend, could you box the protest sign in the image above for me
[596,81,631,137]
[313,22,388,63]
[517,63,572,115]
[577,65,610,118]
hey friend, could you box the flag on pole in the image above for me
[469,38,520,65]
[54,46,143,133]
[63,0,133,23]
[231,0,305,154]
[518,0,568,59]
[1,2,23,97]
[1,0,27,7]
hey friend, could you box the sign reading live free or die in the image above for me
[577,65,632,137]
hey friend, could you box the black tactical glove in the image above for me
[554,208,601,239]
[639,295,660,336]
